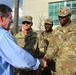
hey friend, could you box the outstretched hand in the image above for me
[39,58,47,68]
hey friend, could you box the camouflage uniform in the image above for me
[15,31,39,75]
[38,18,56,75]
[24,31,39,58]
[39,31,56,75]
[15,15,40,75]
[44,6,76,75]
[38,18,53,57]
[15,32,25,48]
[21,31,41,75]
[38,31,53,58]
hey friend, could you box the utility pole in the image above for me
[13,0,19,36]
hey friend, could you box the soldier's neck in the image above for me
[23,30,31,36]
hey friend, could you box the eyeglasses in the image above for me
[58,16,67,19]
[22,21,31,24]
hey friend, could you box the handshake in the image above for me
[39,57,48,68]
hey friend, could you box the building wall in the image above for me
[23,0,64,30]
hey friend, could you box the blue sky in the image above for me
[0,0,23,25]
[0,0,14,8]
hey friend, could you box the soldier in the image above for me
[15,15,40,75]
[38,18,55,75]
[43,6,76,75]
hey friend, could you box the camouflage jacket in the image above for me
[45,22,76,75]
[15,32,25,48]
[23,31,39,58]
[15,31,39,58]
[38,31,53,58]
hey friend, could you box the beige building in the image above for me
[23,0,76,30]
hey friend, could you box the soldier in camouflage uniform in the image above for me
[43,6,76,75]
[15,15,40,75]
[38,18,55,75]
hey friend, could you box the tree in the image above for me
[38,15,45,31]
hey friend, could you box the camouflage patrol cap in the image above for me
[22,15,32,22]
[44,18,53,24]
[58,6,71,17]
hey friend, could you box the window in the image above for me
[48,0,76,25]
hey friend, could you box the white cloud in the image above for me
[12,7,23,18]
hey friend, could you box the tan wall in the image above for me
[23,0,64,30]
[48,0,64,2]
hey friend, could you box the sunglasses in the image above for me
[22,21,31,24]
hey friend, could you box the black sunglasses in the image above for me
[22,21,31,24]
